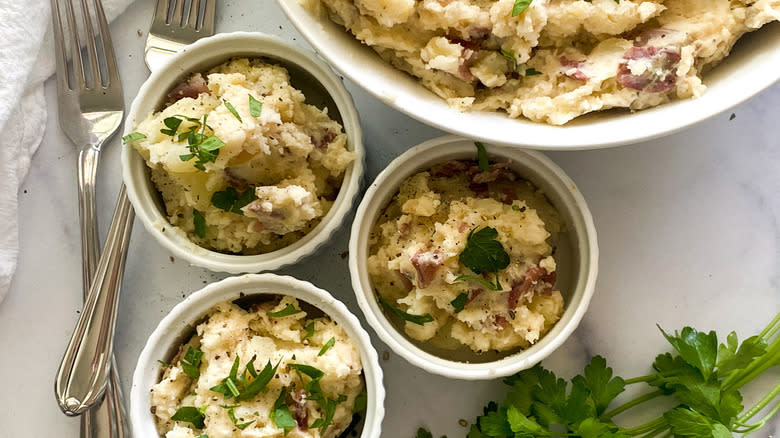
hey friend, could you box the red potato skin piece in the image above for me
[560,56,589,81]
[411,250,444,289]
[167,73,209,103]
[617,46,681,93]
[291,389,309,430]
[508,264,557,308]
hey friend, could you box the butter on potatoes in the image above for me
[150,297,365,438]
[368,160,565,353]
[127,58,355,254]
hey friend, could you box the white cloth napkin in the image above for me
[0,0,134,304]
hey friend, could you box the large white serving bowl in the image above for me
[130,274,385,437]
[278,1,780,150]
[349,136,599,379]
[122,32,364,273]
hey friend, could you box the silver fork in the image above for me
[50,0,127,435]
[145,0,216,71]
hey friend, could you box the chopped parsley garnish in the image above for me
[210,355,279,402]
[303,322,316,340]
[511,0,533,16]
[121,132,146,143]
[197,435,208,438]
[157,360,170,368]
[211,187,256,214]
[171,406,206,429]
[475,142,490,172]
[192,209,206,238]
[512,204,526,212]
[524,67,542,76]
[456,227,510,291]
[450,293,469,313]
[318,337,336,356]
[306,379,347,435]
[161,114,224,170]
[379,297,434,325]
[180,346,204,379]
[268,304,303,318]
[249,94,263,117]
[271,388,296,431]
[222,405,253,430]
[499,49,518,72]
[224,100,242,122]
[289,363,324,380]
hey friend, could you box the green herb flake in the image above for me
[511,0,533,16]
[475,142,490,172]
[223,405,253,430]
[524,67,542,76]
[236,360,279,401]
[379,297,434,325]
[303,322,316,340]
[180,346,204,379]
[211,187,256,214]
[417,428,433,438]
[451,293,469,313]
[157,360,170,368]
[193,209,206,238]
[160,117,183,136]
[268,304,303,318]
[289,363,324,381]
[224,100,242,122]
[271,388,296,431]
[729,113,736,121]
[249,94,263,117]
[499,49,517,72]
[318,337,336,356]
[121,132,146,143]
[171,406,205,429]
[353,390,368,413]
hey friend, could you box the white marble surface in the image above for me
[1,1,779,437]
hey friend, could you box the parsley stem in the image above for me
[601,389,665,421]
[620,417,667,436]
[637,424,669,438]
[737,382,780,424]
[758,311,780,341]
[623,374,656,385]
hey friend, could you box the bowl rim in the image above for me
[277,1,780,150]
[121,31,365,273]
[129,273,385,438]
[348,135,599,379]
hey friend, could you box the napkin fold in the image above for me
[0,0,134,304]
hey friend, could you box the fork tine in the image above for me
[63,0,86,88]
[187,0,199,29]
[172,0,185,27]
[92,0,120,87]
[201,0,216,35]
[51,0,70,91]
[78,0,101,89]
[154,0,170,24]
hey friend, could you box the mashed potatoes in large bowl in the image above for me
[125,58,355,254]
[367,152,565,353]
[150,296,365,438]
[308,0,779,125]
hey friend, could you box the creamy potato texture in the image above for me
[368,160,565,353]
[128,58,355,253]
[308,0,779,124]
[150,297,365,438]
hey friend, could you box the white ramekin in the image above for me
[130,274,385,437]
[349,136,598,380]
[278,0,779,150]
[122,32,364,273]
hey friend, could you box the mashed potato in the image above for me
[126,58,355,253]
[367,157,565,353]
[150,297,365,438]
[308,0,779,124]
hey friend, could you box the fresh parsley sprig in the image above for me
[211,187,255,214]
[456,227,510,291]
[171,406,207,429]
[457,312,780,438]
[179,346,204,379]
[158,114,225,171]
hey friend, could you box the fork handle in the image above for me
[77,147,128,437]
[55,186,134,416]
